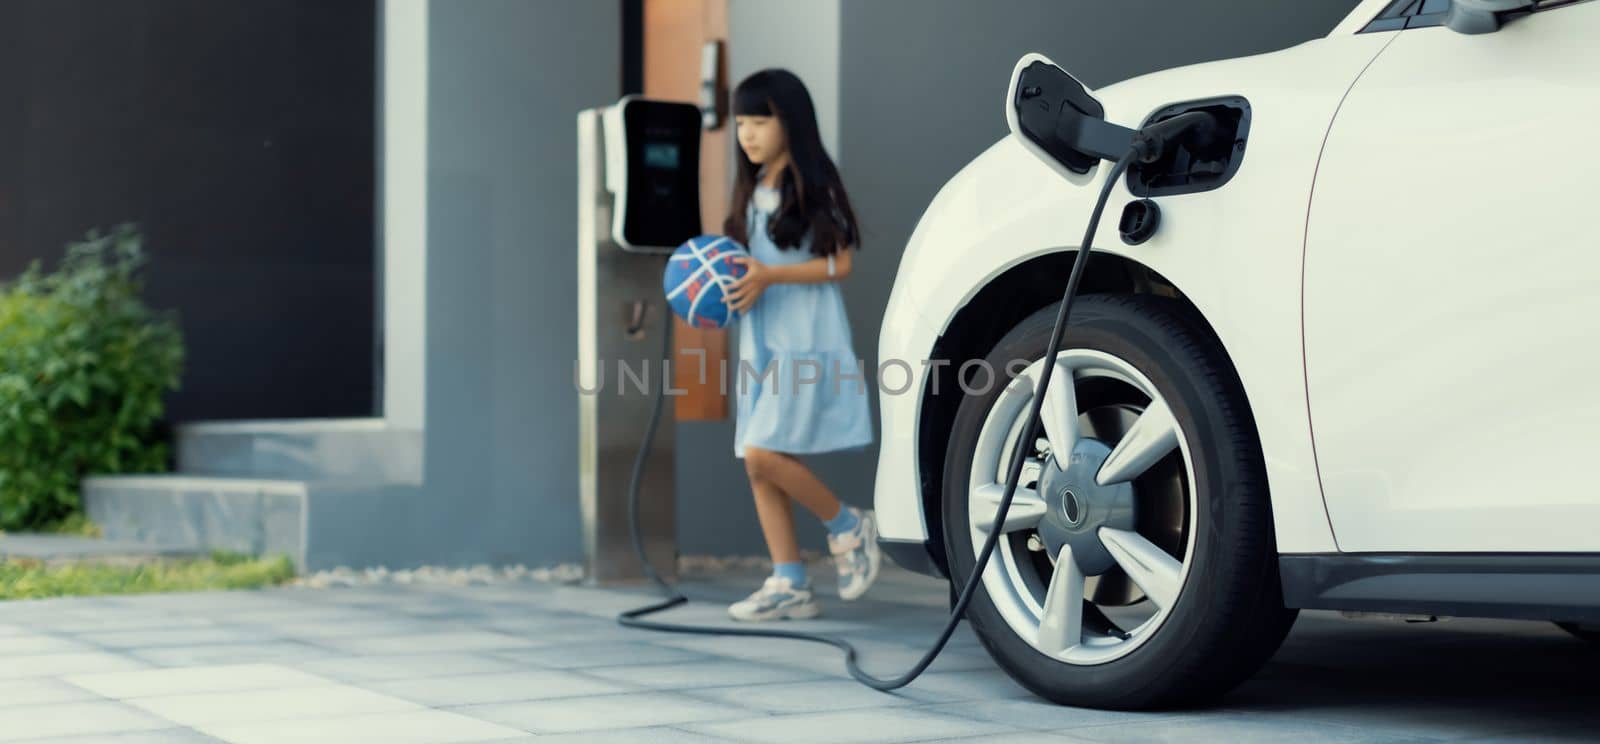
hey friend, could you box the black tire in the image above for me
[941,294,1297,710]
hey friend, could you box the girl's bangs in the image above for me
[733,82,774,117]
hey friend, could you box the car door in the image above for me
[1303,0,1600,552]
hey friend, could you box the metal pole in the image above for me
[577,108,677,585]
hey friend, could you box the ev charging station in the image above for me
[576,97,704,584]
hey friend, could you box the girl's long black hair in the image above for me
[724,68,860,257]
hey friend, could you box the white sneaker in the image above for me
[829,507,882,601]
[728,576,821,622]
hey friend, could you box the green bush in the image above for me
[0,225,184,530]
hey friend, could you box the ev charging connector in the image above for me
[1009,54,1220,251]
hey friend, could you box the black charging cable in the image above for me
[617,149,1137,691]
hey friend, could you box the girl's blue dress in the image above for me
[733,184,874,458]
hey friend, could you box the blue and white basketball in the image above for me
[663,234,749,329]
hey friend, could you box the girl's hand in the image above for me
[724,256,771,313]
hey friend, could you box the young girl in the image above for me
[720,69,880,621]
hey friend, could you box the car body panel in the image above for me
[874,30,1396,556]
[1303,4,1600,551]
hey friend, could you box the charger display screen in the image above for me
[620,100,702,250]
[643,142,679,170]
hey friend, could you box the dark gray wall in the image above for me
[675,0,1360,557]
[414,0,619,566]
[0,0,378,423]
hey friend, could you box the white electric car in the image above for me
[873,0,1600,709]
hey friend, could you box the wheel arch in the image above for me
[915,248,1261,576]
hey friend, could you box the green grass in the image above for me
[36,513,103,538]
[0,550,295,600]
[0,513,103,539]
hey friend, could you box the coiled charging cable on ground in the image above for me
[618,150,1137,691]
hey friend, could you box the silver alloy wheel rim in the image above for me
[967,348,1198,666]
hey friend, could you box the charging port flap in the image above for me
[1127,97,1250,198]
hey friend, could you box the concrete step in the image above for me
[81,475,437,572]
[82,475,309,568]
[175,418,422,483]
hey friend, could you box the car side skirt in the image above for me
[1280,553,1600,624]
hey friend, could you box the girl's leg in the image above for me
[752,449,880,602]
[730,446,822,621]
[744,447,802,565]
[755,450,844,521]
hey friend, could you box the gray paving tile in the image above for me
[282,587,434,606]
[457,597,571,611]
[843,621,986,648]
[52,616,219,635]
[292,652,523,682]
[0,633,95,655]
[392,605,500,622]
[1255,703,1583,742]
[643,611,966,652]
[129,641,329,667]
[312,630,539,655]
[492,640,716,669]
[529,587,730,620]
[683,677,922,714]
[369,669,631,706]
[343,587,490,603]
[0,599,127,622]
[481,617,661,644]
[847,623,986,647]
[1067,714,1404,743]
[20,730,223,744]
[922,734,1098,743]
[66,663,336,699]
[418,585,556,603]
[920,698,1188,731]
[467,609,587,626]
[771,641,998,678]
[684,706,1019,743]
[637,601,874,635]
[648,632,853,661]
[122,683,421,725]
[454,691,756,733]
[74,627,275,649]
[0,700,173,741]
[662,637,873,671]
[0,652,148,680]
[199,607,390,626]
[890,669,1037,703]
[0,570,1594,743]
[106,591,301,614]
[493,726,736,743]
[193,709,525,744]
[0,677,103,707]
[242,617,440,640]
[578,658,828,691]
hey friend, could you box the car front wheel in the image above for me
[942,294,1296,709]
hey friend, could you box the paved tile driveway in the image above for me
[0,564,1595,742]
